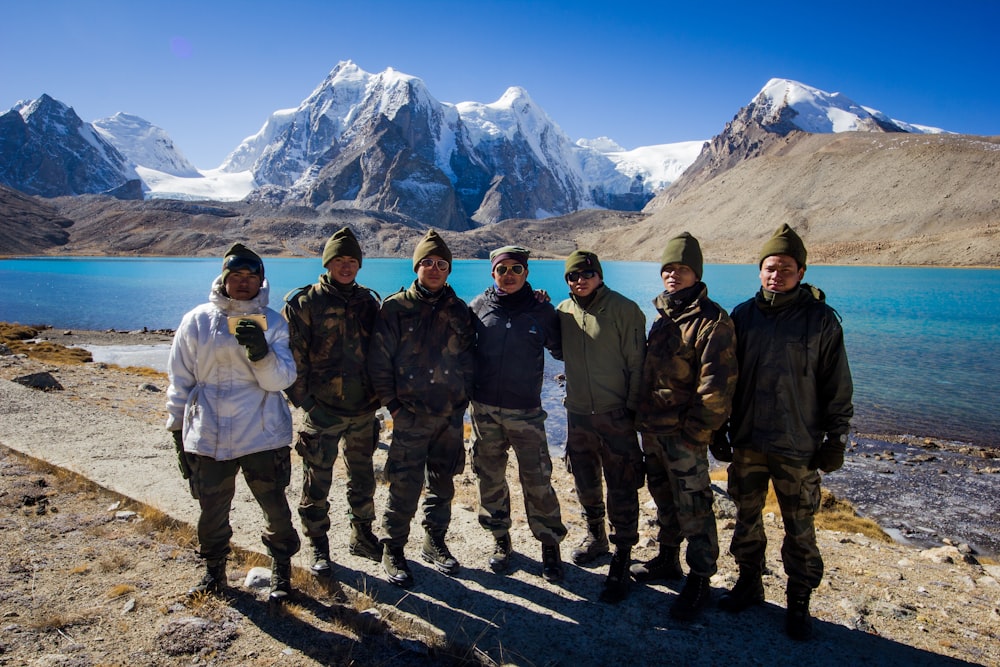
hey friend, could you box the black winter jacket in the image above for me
[470,283,561,410]
[728,284,853,460]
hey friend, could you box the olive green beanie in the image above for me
[322,226,363,268]
[221,242,264,282]
[659,232,703,279]
[759,223,807,268]
[412,229,452,272]
[564,250,603,279]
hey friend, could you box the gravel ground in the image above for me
[0,330,998,666]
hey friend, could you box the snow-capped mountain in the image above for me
[0,95,140,198]
[753,79,947,135]
[92,113,200,177]
[221,61,655,227]
[579,137,707,192]
[649,78,948,208]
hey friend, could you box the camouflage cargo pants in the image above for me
[470,401,567,546]
[295,410,378,537]
[565,409,643,547]
[641,433,719,577]
[187,447,301,564]
[381,409,466,547]
[727,448,824,593]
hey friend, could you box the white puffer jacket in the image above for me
[166,276,296,461]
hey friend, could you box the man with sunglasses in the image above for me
[368,229,475,587]
[469,246,567,582]
[167,243,300,605]
[556,250,646,603]
[282,227,383,580]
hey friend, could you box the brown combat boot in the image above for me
[629,544,683,582]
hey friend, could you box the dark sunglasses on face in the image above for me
[418,258,450,271]
[494,264,525,276]
[566,270,597,282]
[224,255,263,276]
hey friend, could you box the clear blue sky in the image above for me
[3,0,997,169]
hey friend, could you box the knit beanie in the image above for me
[221,242,264,282]
[412,229,452,272]
[659,232,703,279]
[322,226,363,268]
[759,223,807,268]
[564,250,603,279]
[490,245,530,268]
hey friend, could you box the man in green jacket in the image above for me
[556,250,646,603]
[368,230,475,588]
[715,223,854,640]
[282,227,382,578]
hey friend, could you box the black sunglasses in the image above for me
[565,270,597,282]
[495,264,525,276]
[224,255,263,275]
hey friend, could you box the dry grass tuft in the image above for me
[107,583,137,599]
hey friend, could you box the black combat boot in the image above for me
[598,547,631,603]
[309,534,333,577]
[785,590,813,640]
[629,544,683,582]
[670,573,712,621]
[541,544,564,583]
[571,519,610,565]
[268,558,292,605]
[719,567,765,613]
[349,522,382,562]
[382,543,413,588]
[489,534,512,573]
[421,531,460,575]
[188,559,227,597]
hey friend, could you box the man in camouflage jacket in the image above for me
[282,227,382,576]
[633,232,737,622]
[367,229,475,587]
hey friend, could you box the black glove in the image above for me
[234,318,269,361]
[710,429,733,462]
[171,430,192,480]
[811,433,847,472]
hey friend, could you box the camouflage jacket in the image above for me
[367,281,475,417]
[728,284,854,459]
[636,283,738,446]
[281,274,380,417]
[556,284,646,415]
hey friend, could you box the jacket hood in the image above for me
[210,274,270,315]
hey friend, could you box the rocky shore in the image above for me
[1,328,998,666]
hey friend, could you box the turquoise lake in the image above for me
[1,256,998,448]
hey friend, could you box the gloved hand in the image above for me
[811,433,847,472]
[171,430,192,480]
[709,429,733,462]
[234,318,269,361]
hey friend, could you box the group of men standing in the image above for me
[166,222,853,641]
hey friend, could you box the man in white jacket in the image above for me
[166,243,300,604]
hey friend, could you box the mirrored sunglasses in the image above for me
[494,264,525,276]
[224,255,263,275]
[566,270,597,282]
[418,258,450,271]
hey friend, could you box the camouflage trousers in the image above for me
[641,433,719,577]
[381,409,466,547]
[470,401,567,546]
[565,409,643,547]
[295,410,378,538]
[186,447,300,564]
[727,448,824,593]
